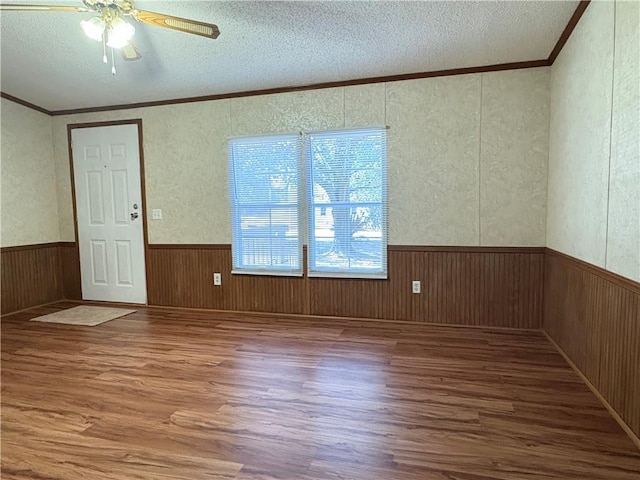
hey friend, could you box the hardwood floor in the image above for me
[2,302,639,479]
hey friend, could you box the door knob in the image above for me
[130,212,139,220]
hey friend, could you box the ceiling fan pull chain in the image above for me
[111,47,116,75]
[102,33,107,64]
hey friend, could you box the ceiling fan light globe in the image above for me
[80,17,105,41]
[106,33,131,49]
[107,18,135,48]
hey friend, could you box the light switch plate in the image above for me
[152,209,163,220]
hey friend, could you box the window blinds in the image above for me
[228,134,303,276]
[306,127,388,278]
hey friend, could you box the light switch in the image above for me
[152,209,163,220]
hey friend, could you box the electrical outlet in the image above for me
[412,280,421,294]
[152,209,163,220]
[213,273,222,286]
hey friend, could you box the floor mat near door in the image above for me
[29,306,137,326]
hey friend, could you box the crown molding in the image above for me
[49,60,549,116]
[547,1,591,65]
[1,91,52,115]
[1,1,590,117]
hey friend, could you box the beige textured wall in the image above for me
[1,98,59,247]
[607,0,640,281]
[547,0,640,282]
[52,103,232,244]
[547,0,614,268]
[480,69,550,246]
[52,68,550,246]
[387,75,482,245]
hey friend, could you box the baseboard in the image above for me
[0,300,64,318]
[62,298,542,332]
[543,330,640,451]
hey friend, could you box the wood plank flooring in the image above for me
[2,301,639,479]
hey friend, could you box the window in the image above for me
[228,134,302,275]
[307,127,388,278]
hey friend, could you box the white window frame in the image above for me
[228,133,303,276]
[305,127,388,279]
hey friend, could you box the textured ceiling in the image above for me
[0,0,578,112]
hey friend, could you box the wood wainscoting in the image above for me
[1,243,61,314]
[1,243,546,326]
[0,242,81,315]
[147,244,545,329]
[544,249,640,441]
[58,242,82,301]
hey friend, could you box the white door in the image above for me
[71,124,147,304]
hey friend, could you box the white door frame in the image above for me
[68,119,149,304]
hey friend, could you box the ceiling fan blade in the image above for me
[134,10,220,39]
[121,42,141,61]
[0,4,89,12]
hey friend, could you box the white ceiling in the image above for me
[0,0,578,112]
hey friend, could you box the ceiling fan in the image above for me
[0,1,220,74]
